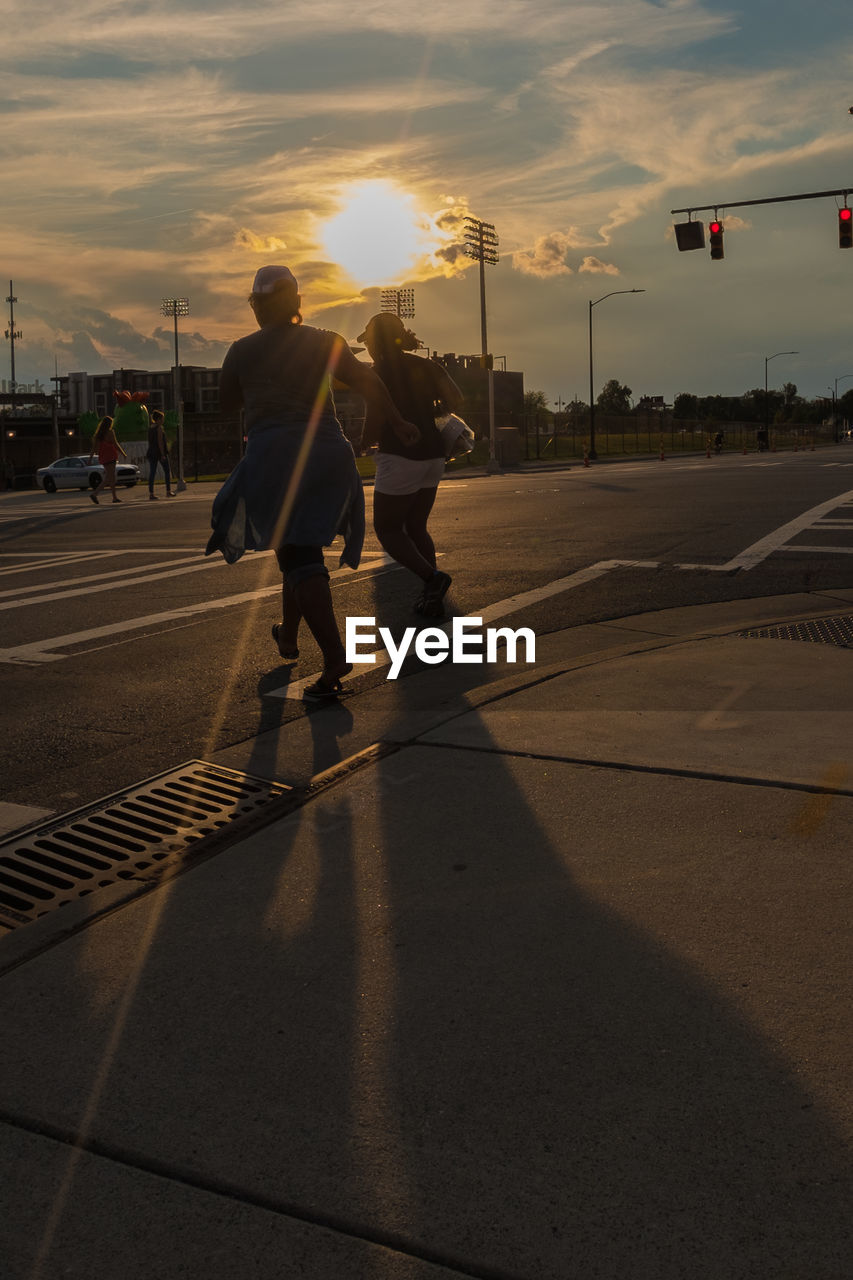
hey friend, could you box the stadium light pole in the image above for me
[380,288,415,319]
[464,217,500,472]
[3,281,23,473]
[764,351,797,441]
[588,290,645,460]
[161,297,189,491]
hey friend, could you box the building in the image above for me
[58,353,524,429]
[61,366,221,418]
[431,354,525,430]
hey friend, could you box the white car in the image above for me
[37,455,140,493]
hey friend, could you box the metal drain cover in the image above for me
[0,761,290,931]
[737,615,853,647]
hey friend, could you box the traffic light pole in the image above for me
[672,186,852,217]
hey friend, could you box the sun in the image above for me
[319,180,428,286]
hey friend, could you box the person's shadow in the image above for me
[8,578,851,1280]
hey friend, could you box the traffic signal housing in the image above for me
[709,220,724,260]
[839,207,853,249]
[674,220,705,251]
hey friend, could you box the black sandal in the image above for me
[303,662,353,702]
[271,623,299,663]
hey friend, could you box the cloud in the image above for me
[715,214,751,232]
[235,229,289,254]
[2,0,850,398]
[513,232,576,278]
[579,256,620,275]
[0,1,737,63]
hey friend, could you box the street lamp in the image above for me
[831,373,853,442]
[588,290,645,460]
[764,350,798,441]
[161,297,189,491]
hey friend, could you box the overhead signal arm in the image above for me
[672,186,853,258]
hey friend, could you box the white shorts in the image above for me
[373,452,445,496]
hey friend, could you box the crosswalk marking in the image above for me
[0,556,394,665]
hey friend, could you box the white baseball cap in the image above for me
[251,265,298,294]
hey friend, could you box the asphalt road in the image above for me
[2,445,852,818]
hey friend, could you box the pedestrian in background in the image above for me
[147,409,174,499]
[206,265,420,701]
[88,415,125,504]
[358,312,463,618]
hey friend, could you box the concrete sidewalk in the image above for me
[1,591,852,1279]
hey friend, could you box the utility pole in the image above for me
[51,356,61,457]
[463,217,500,471]
[161,297,189,492]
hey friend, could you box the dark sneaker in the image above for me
[418,570,451,618]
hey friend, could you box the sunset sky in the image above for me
[2,0,852,407]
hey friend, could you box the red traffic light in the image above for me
[709,220,724,260]
[840,207,853,249]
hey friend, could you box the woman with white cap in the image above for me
[206,266,418,701]
[358,312,463,618]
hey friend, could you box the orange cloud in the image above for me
[513,232,576,278]
[579,256,620,275]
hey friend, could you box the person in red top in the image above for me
[88,415,126,504]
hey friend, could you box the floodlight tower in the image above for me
[463,217,500,471]
[380,288,415,319]
[463,217,499,365]
[3,281,22,471]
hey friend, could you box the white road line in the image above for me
[0,555,224,610]
[0,489,212,525]
[0,552,215,604]
[0,551,102,559]
[724,488,853,570]
[272,486,853,701]
[0,551,117,579]
[778,544,853,555]
[0,556,394,664]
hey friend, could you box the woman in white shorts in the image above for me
[358,312,464,618]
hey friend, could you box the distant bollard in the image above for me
[496,427,522,466]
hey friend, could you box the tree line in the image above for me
[525,382,853,425]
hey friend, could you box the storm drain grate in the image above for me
[0,761,291,931]
[737,615,853,648]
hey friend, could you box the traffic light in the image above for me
[709,220,724,260]
[674,220,705,251]
[839,207,853,249]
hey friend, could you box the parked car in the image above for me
[36,456,140,493]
